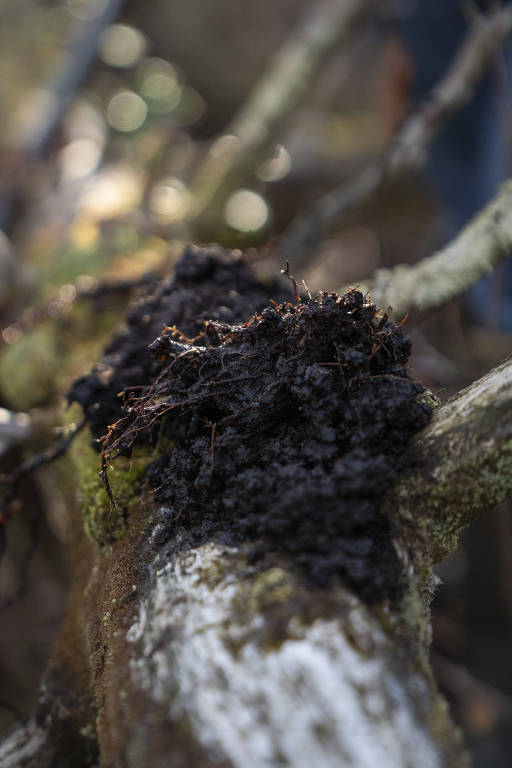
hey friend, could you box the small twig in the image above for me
[1,272,157,350]
[281,261,301,304]
[376,306,393,331]
[0,418,86,521]
[164,325,207,345]
[281,4,512,264]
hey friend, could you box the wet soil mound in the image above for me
[72,246,433,601]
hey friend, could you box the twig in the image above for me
[281,261,301,304]
[281,4,512,264]
[187,0,380,223]
[364,177,512,321]
[0,271,156,350]
[0,418,86,520]
[0,418,87,608]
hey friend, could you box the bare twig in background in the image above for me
[187,0,380,224]
[0,418,86,608]
[281,4,512,265]
[363,178,512,320]
[0,418,86,522]
[0,271,158,351]
[0,0,126,234]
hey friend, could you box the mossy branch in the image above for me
[365,179,512,321]
[395,357,512,563]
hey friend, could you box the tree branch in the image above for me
[281,4,512,264]
[394,356,512,564]
[187,0,379,222]
[97,539,468,767]
[364,178,512,321]
[0,0,127,234]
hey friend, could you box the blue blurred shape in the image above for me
[396,0,512,329]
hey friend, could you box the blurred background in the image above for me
[0,1,511,765]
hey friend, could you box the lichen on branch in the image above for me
[366,179,512,321]
[394,356,512,565]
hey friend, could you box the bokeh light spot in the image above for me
[78,165,142,219]
[174,86,206,126]
[2,325,22,345]
[141,73,181,115]
[59,138,103,180]
[106,90,147,132]
[224,189,269,232]
[257,144,292,182]
[99,24,146,68]
[149,178,189,224]
[65,99,106,146]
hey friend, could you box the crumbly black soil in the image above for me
[71,245,433,602]
[69,244,287,440]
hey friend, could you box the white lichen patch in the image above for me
[126,542,444,768]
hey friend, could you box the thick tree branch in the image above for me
[395,356,512,564]
[364,178,512,321]
[99,539,468,767]
[282,4,512,264]
[187,0,379,222]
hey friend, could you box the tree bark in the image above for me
[5,353,512,766]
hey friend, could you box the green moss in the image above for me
[0,323,60,409]
[250,567,294,608]
[0,301,123,411]
[74,432,151,547]
[416,389,440,410]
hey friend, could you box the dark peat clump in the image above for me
[70,245,289,439]
[75,247,433,602]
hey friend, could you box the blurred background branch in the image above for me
[186,0,381,228]
[0,0,126,235]
[365,177,512,320]
[280,3,512,265]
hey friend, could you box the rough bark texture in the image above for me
[3,248,511,767]
[394,356,512,566]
